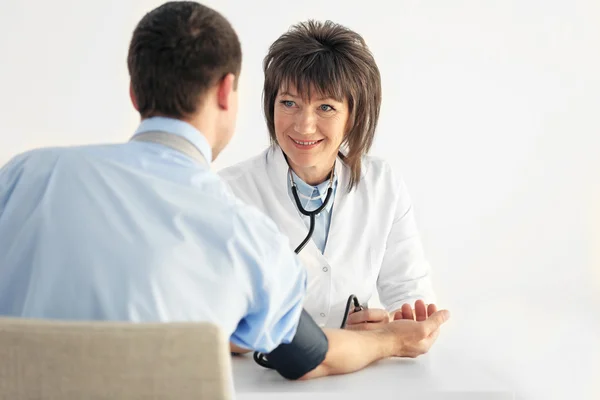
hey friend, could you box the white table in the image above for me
[231,288,600,400]
[232,342,515,400]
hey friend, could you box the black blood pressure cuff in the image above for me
[265,309,329,380]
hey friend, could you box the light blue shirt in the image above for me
[287,170,337,253]
[0,117,307,353]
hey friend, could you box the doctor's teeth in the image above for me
[293,139,319,145]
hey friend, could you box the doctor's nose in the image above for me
[294,110,317,135]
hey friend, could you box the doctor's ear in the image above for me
[216,73,236,111]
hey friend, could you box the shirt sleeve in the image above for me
[229,205,307,354]
[376,177,436,314]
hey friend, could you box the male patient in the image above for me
[0,1,449,380]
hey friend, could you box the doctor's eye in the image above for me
[319,104,335,112]
[280,100,296,108]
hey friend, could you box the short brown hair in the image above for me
[263,20,382,190]
[128,1,242,119]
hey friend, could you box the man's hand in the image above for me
[384,306,450,358]
[298,306,450,379]
[392,300,438,321]
[345,308,390,330]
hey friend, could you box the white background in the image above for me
[1,0,599,399]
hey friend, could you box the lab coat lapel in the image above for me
[322,155,351,261]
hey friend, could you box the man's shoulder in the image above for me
[1,146,81,182]
[2,144,122,169]
[3,146,64,166]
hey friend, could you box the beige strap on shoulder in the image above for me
[131,131,208,166]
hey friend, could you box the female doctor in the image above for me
[220,20,436,330]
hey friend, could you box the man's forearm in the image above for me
[299,328,396,380]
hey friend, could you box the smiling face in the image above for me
[274,84,349,184]
[263,20,382,189]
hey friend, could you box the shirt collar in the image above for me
[289,165,338,212]
[132,117,213,163]
[268,145,346,212]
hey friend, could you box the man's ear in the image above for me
[129,81,139,111]
[217,73,236,111]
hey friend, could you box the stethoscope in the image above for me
[289,165,335,253]
[253,161,365,369]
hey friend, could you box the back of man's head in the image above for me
[127,1,242,120]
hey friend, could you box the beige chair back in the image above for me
[0,318,233,400]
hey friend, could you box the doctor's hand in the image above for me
[383,308,450,358]
[393,300,438,321]
[345,308,390,330]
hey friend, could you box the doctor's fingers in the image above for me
[346,308,390,325]
[345,320,390,331]
[414,300,442,321]
[395,303,437,322]
[391,304,412,321]
[414,300,427,321]
[427,303,437,316]
[398,303,414,320]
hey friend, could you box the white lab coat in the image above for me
[219,146,435,328]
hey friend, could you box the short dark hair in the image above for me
[128,1,242,119]
[263,20,382,191]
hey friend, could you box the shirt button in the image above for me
[320,313,326,318]
[322,266,328,272]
